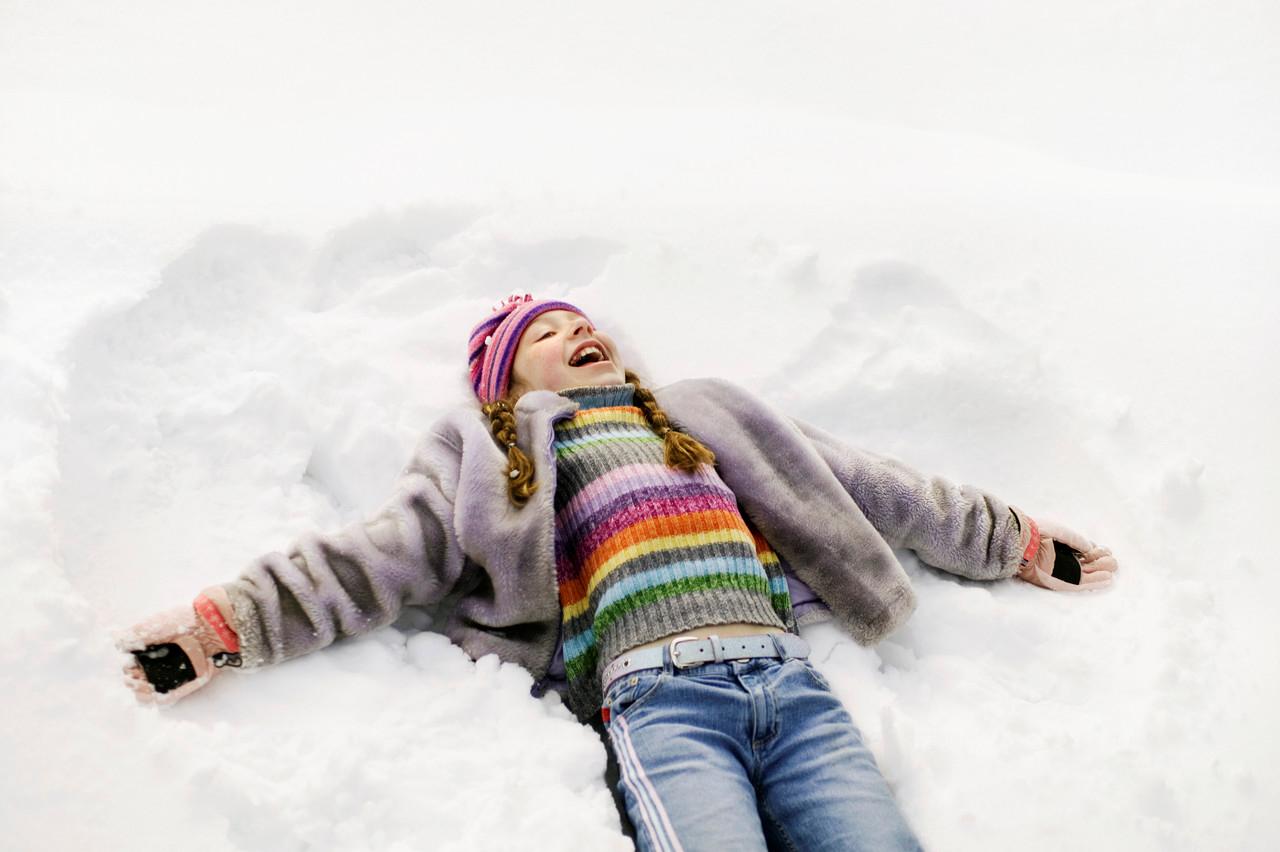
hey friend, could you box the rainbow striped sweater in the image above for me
[553,383,794,716]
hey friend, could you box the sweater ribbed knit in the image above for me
[553,383,793,718]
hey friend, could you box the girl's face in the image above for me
[508,310,625,395]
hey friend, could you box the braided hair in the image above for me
[481,369,717,508]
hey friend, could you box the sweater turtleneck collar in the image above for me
[555,383,636,411]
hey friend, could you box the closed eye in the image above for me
[536,322,593,342]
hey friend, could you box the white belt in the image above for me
[601,632,810,696]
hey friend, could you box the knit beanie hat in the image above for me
[468,291,592,403]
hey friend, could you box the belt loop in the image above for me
[769,633,792,661]
[660,643,676,675]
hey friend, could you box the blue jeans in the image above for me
[602,639,923,852]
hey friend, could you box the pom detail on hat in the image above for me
[492,290,532,312]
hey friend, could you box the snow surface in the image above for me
[2,3,1278,850]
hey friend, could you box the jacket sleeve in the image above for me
[789,416,1026,581]
[220,428,463,668]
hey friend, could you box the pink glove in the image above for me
[1013,512,1119,592]
[117,587,240,705]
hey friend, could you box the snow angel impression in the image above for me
[119,291,1119,851]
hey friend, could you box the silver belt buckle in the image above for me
[667,635,704,669]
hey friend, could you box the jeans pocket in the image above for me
[795,658,832,691]
[604,670,666,722]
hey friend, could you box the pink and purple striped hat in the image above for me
[467,291,592,403]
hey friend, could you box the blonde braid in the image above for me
[625,369,717,472]
[481,396,538,507]
[483,374,715,507]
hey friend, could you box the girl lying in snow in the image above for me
[120,291,1118,851]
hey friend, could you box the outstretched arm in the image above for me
[790,416,1117,589]
[118,427,466,702]
[222,459,461,668]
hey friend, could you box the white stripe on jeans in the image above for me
[611,719,672,852]
[613,714,685,852]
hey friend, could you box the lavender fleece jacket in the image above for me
[222,378,1025,719]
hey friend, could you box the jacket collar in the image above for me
[512,390,581,457]
[514,388,580,416]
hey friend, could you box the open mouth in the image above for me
[569,344,610,367]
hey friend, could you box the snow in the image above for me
[2,2,1278,850]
